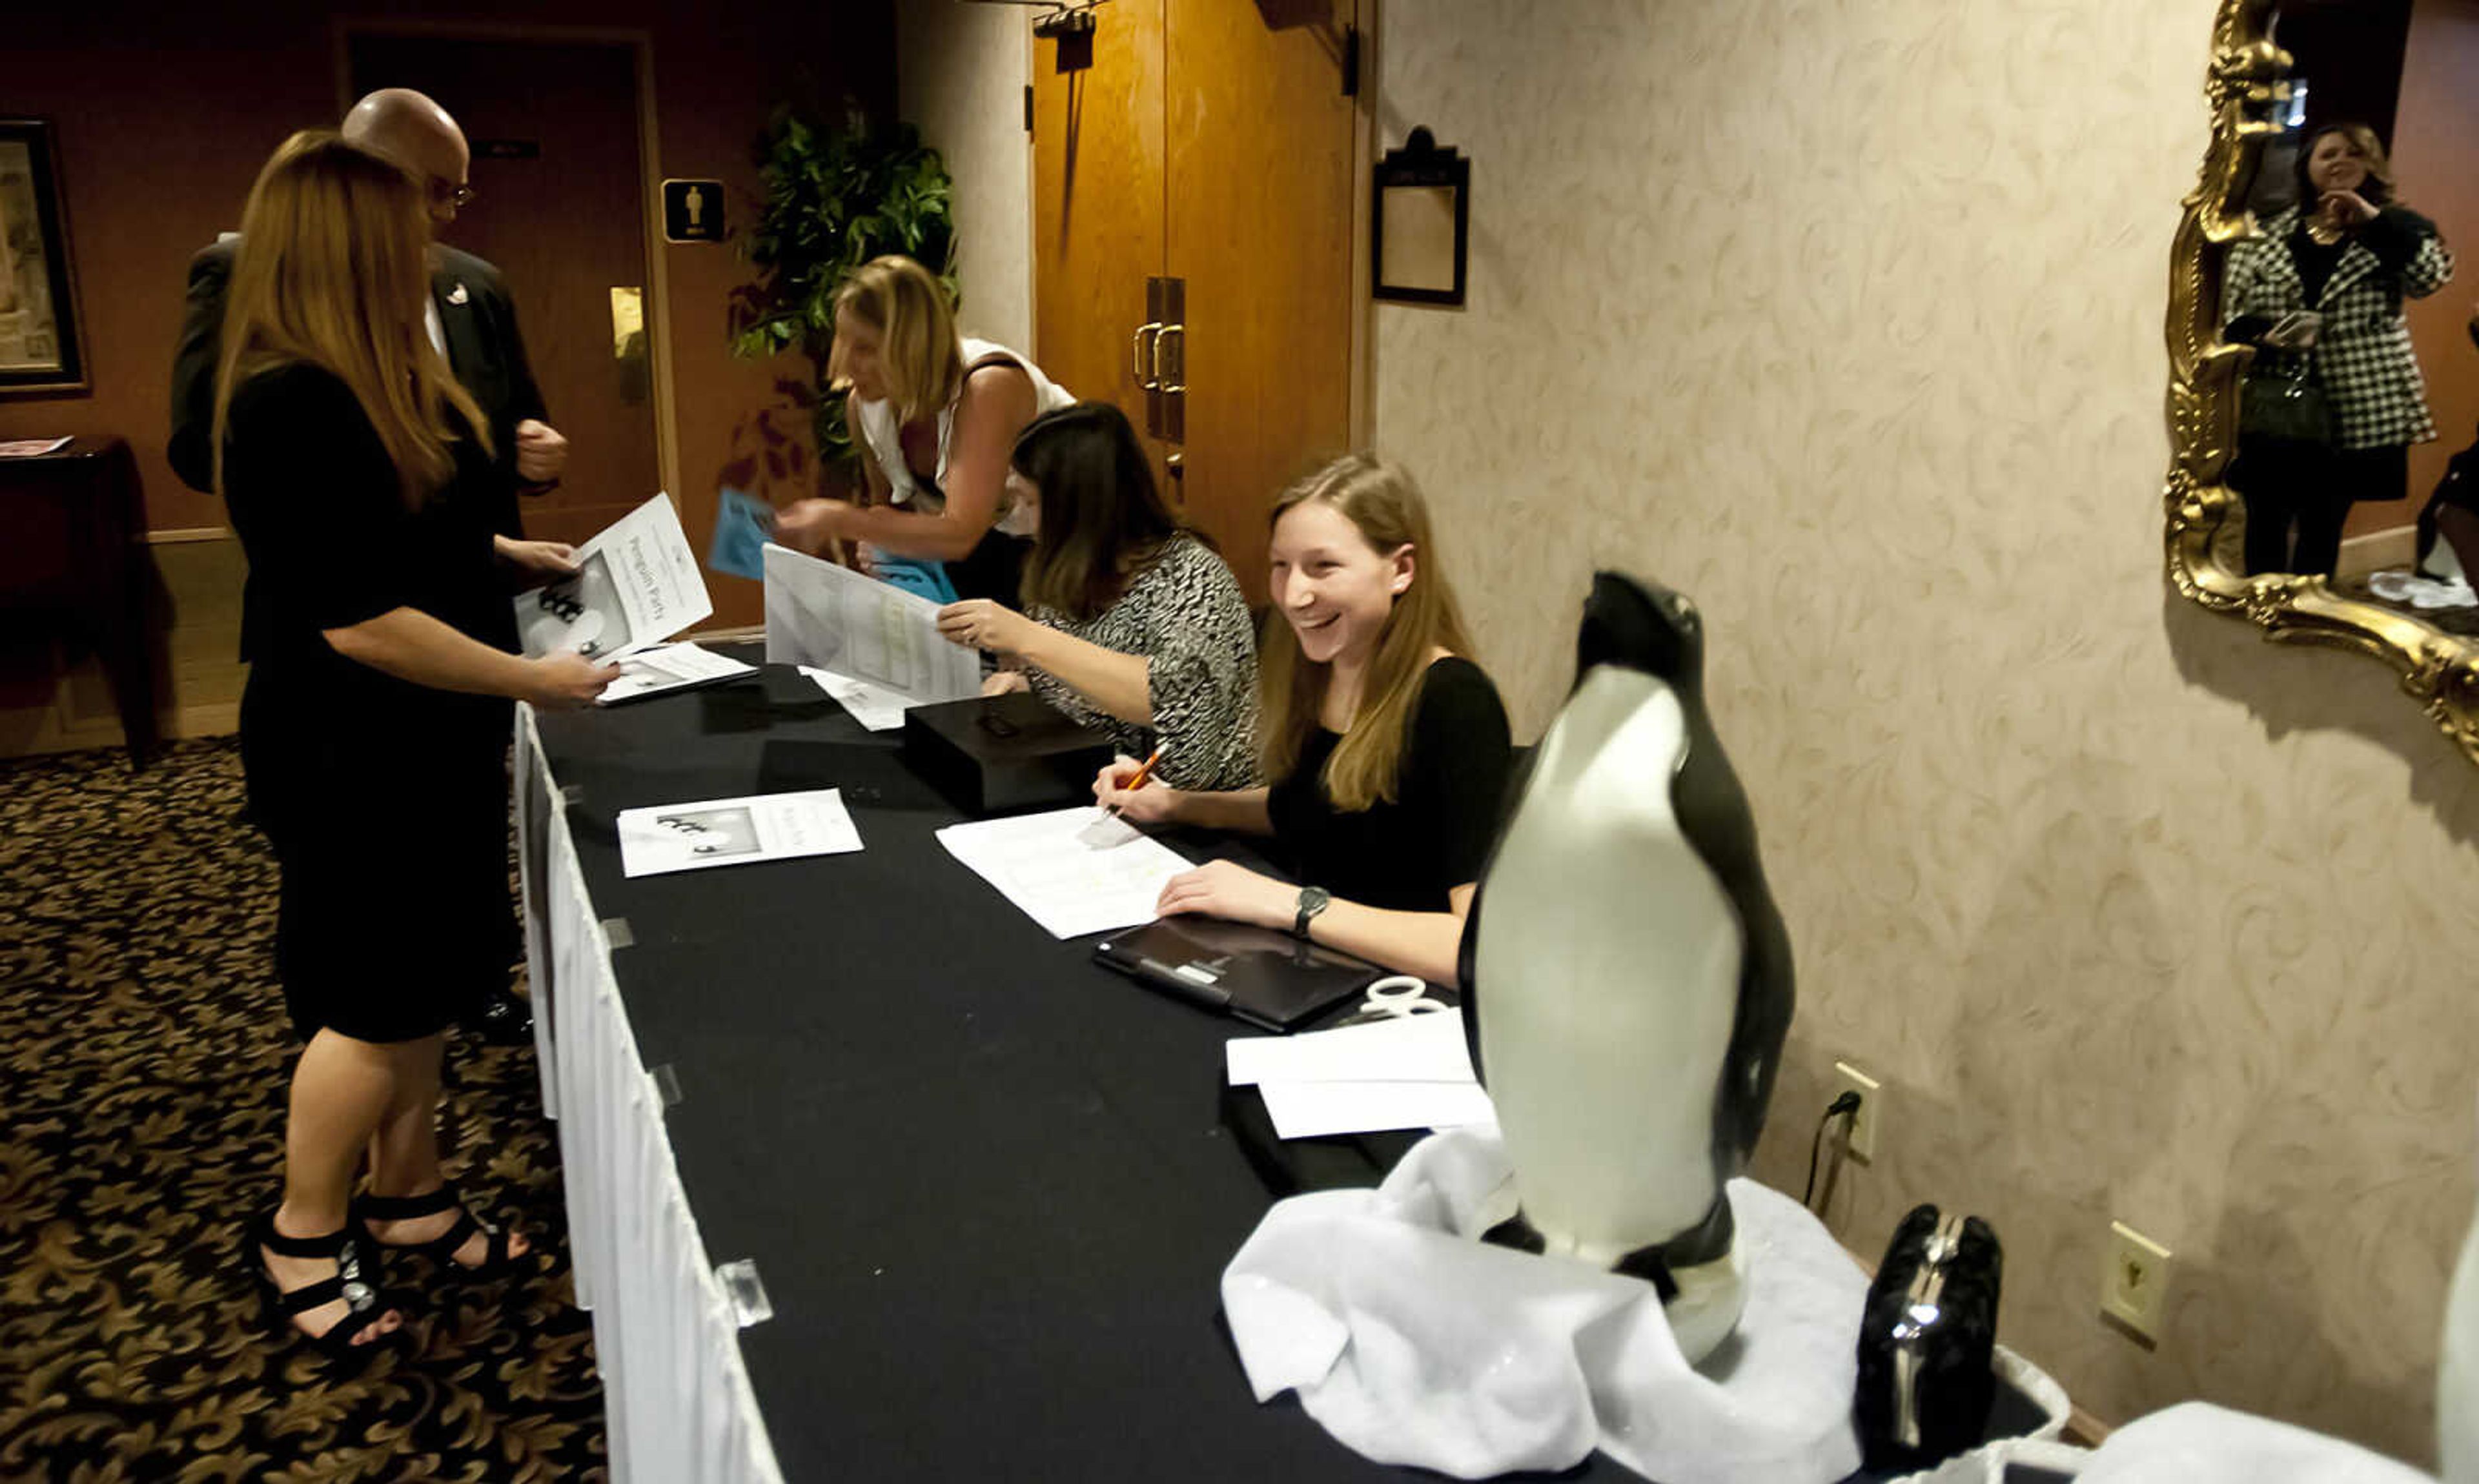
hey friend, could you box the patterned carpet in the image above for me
[0,739,607,1482]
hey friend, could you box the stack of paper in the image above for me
[596,642,757,705]
[762,542,980,729]
[1227,1012,1496,1140]
[797,666,913,733]
[935,806,1191,939]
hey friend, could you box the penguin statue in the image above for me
[2442,1143,2479,1481]
[1458,571,1795,1364]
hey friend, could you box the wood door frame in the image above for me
[1019,2,1377,446]
[1018,14,1041,365]
[1347,0,1376,449]
[329,17,682,507]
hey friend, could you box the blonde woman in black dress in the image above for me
[215,132,612,1362]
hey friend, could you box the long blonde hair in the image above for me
[830,254,964,423]
[1259,455,1476,811]
[210,130,491,504]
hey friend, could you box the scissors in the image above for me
[1330,975,1452,1027]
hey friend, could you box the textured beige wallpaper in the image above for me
[898,3,1034,352]
[1374,0,2479,1463]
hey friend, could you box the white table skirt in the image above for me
[516,706,786,1484]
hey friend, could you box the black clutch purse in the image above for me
[1853,1204,2003,1472]
[2240,357,2332,444]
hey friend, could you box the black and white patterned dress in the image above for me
[2223,204,2455,450]
[1025,533,1260,791]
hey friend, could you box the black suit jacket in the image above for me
[168,237,550,538]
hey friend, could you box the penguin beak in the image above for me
[1578,571,1688,680]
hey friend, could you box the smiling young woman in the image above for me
[1091,454,1513,986]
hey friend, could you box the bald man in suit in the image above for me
[168,88,570,527]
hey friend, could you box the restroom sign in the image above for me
[662,179,726,243]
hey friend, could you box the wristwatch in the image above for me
[1292,886,1331,941]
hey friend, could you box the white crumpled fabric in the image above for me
[2073,1403,2435,1483]
[1895,1400,2438,1484]
[1219,1126,1869,1483]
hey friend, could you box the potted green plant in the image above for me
[730,102,957,478]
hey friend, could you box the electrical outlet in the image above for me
[1831,1061,1882,1162]
[2101,1221,2174,1341]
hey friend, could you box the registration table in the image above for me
[519,660,2068,1483]
[516,660,1655,1483]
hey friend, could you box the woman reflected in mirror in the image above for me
[2222,122,2455,578]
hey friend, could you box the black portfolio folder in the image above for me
[1094,917,1387,1032]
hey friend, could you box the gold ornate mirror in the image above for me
[2167,0,2479,763]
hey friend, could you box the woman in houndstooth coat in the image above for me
[2223,122,2454,578]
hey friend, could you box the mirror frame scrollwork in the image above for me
[2166,0,2479,764]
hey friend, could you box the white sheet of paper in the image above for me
[596,642,757,705]
[935,806,1192,939]
[762,542,979,708]
[1225,1012,1476,1088]
[799,666,911,732]
[1256,1080,1498,1140]
[515,493,713,661]
[618,789,863,877]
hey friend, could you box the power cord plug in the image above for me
[1802,1090,1864,1209]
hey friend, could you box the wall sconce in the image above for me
[962,0,1107,73]
[1371,127,1468,307]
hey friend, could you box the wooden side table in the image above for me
[0,437,158,765]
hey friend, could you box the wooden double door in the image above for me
[1032,0,1362,604]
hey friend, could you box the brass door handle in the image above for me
[1130,322,1163,389]
[1154,323,1186,395]
[611,285,648,405]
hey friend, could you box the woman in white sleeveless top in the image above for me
[775,255,1074,603]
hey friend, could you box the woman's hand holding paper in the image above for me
[935,598,1034,655]
[773,497,858,555]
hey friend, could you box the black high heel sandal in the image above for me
[253,1213,405,1365]
[354,1184,535,1281]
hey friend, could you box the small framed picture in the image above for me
[1372,128,1469,309]
[0,119,87,398]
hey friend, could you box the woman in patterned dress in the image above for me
[932,401,1258,791]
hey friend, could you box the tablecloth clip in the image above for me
[716,1259,775,1327]
[559,783,585,805]
[649,1062,683,1109]
[601,917,635,949]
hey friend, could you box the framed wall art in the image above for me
[0,119,87,397]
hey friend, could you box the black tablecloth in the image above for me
[533,658,2045,1483]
